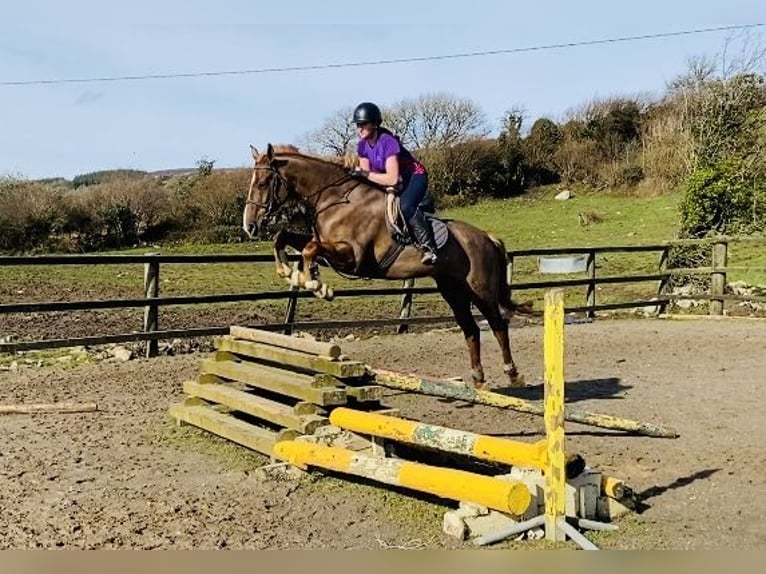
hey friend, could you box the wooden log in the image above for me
[229,326,342,359]
[215,337,367,378]
[168,402,299,456]
[183,380,328,434]
[329,406,548,470]
[0,402,98,415]
[371,369,679,438]
[335,385,383,403]
[198,360,347,406]
[273,439,532,516]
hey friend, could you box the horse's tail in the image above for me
[487,233,538,319]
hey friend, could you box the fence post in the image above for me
[655,245,670,315]
[283,260,303,335]
[586,250,596,319]
[143,254,160,358]
[710,240,728,315]
[507,253,515,301]
[396,278,415,334]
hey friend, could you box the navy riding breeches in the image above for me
[398,172,429,220]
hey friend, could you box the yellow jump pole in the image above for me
[273,439,532,516]
[328,406,547,470]
[543,288,567,543]
[370,371,678,439]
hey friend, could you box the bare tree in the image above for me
[299,106,357,157]
[384,93,489,150]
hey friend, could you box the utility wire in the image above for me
[1,23,763,87]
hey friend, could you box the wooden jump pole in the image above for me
[370,371,678,439]
[329,406,547,469]
[272,439,532,516]
[0,401,98,415]
[229,326,342,359]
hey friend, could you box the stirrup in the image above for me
[421,250,437,264]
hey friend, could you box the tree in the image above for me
[522,117,563,186]
[299,106,357,157]
[496,108,526,192]
[384,93,489,150]
[670,33,766,238]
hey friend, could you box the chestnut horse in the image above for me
[242,143,530,388]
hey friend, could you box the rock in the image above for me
[111,346,133,362]
[442,511,468,540]
[554,189,573,201]
[344,334,356,342]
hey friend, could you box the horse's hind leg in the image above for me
[472,299,525,388]
[435,277,485,387]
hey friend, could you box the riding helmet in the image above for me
[352,102,382,126]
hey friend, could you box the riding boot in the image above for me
[407,210,439,264]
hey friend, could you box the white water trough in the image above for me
[538,255,588,274]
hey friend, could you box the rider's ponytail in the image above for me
[377,126,402,144]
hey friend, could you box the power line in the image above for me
[1,23,763,87]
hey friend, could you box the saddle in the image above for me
[384,189,446,245]
[376,189,449,273]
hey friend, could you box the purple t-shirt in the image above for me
[357,132,425,178]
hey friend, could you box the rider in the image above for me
[349,101,438,264]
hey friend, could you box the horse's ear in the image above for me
[267,143,274,162]
[250,144,259,160]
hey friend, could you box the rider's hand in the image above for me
[349,167,368,179]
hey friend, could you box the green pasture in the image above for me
[2,189,764,328]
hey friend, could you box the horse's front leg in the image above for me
[273,229,311,280]
[300,240,355,300]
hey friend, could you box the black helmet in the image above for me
[353,102,382,126]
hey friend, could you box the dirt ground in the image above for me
[0,316,764,550]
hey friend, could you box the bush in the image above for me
[419,139,511,207]
[679,160,766,238]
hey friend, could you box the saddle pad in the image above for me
[427,214,449,250]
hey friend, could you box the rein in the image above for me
[247,164,363,227]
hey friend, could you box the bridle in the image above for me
[245,165,291,222]
[246,162,363,227]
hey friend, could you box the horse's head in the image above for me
[242,143,291,239]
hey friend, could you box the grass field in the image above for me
[1,188,764,339]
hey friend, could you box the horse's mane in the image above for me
[270,144,356,170]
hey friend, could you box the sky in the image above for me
[1,1,764,180]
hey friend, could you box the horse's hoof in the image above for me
[472,380,489,391]
[508,373,526,388]
[312,284,334,300]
